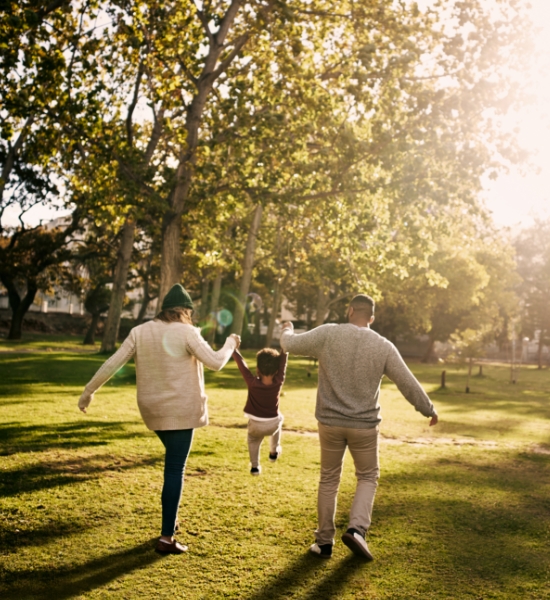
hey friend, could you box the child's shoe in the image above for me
[250,466,261,476]
[269,446,282,462]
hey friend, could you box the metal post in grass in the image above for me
[465,357,472,393]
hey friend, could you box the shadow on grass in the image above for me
[0,353,135,391]
[0,451,161,497]
[301,555,368,599]
[0,519,97,554]
[0,420,140,455]
[355,449,550,595]
[0,538,162,600]
[245,552,366,600]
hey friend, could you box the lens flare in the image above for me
[162,328,185,357]
[217,309,233,327]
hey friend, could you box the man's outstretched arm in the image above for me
[280,322,330,359]
[384,345,438,423]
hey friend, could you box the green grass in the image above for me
[0,331,98,353]
[0,345,549,599]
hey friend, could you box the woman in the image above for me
[78,283,240,554]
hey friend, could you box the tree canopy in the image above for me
[0,0,538,354]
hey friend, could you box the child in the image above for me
[232,347,288,475]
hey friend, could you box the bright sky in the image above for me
[4,0,549,231]
[480,0,550,228]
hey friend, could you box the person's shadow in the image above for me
[2,538,163,600]
[246,552,367,600]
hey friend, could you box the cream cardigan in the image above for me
[78,320,237,430]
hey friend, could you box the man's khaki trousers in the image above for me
[316,422,380,545]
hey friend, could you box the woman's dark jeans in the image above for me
[154,429,194,537]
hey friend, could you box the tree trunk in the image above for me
[6,281,38,340]
[421,333,436,363]
[159,210,184,305]
[210,272,222,315]
[158,2,248,306]
[232,204,263,336]
[266,278,282,348]
[207,272,223,343]
[510,339,516,383]
[537,329,544,369]
[101,217,136,352]
[315,287,328,328]
[466,357,472,393]
[306,308,313,330]
[266,220,286,347]
[135,296,151,326]
[199,278,210,322]
[135,249,156,325]
[83,313,101,345]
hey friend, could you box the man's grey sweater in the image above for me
[280,323,436,429]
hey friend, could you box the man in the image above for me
[280,294,438,560]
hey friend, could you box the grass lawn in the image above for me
[0,343,549,599]
[0,331,98,354]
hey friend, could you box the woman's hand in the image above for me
[229,334,241,349]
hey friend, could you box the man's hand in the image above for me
[281,321,294,332]
[229,333,241,348]
[429,414,438,427]
[78,391,93,414]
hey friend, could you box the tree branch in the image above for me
[127,60,145,147]
[193,1,214,45]
[0,116,34,201]
[212,33,250,79]
[214,0,243,47]
[38,0,71,19]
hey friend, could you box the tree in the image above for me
[373,213,519,362]
[0,214,80,339]
[0,0,108,337]
[83,285,111,346]
[181,0,532,337]
[449,326,491,393]
[516,218,550,368]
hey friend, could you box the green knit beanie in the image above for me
[161,284,194,311]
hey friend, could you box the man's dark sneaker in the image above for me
[309,542,333,559]
[341,528,373,561]
[250,466,261,476]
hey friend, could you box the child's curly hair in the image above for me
[256,348,280,376]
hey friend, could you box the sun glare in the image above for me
[482,0,550,226]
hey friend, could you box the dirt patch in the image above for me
[381,435,499,447]
[530,444,550,455]
[286,430,501,447]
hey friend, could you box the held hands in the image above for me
[429,414,438,427]
[229,333,241,349]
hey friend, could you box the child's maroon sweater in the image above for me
[232,350,288,419]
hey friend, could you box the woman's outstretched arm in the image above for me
[186,329,240,371]
[78,331,136,412]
